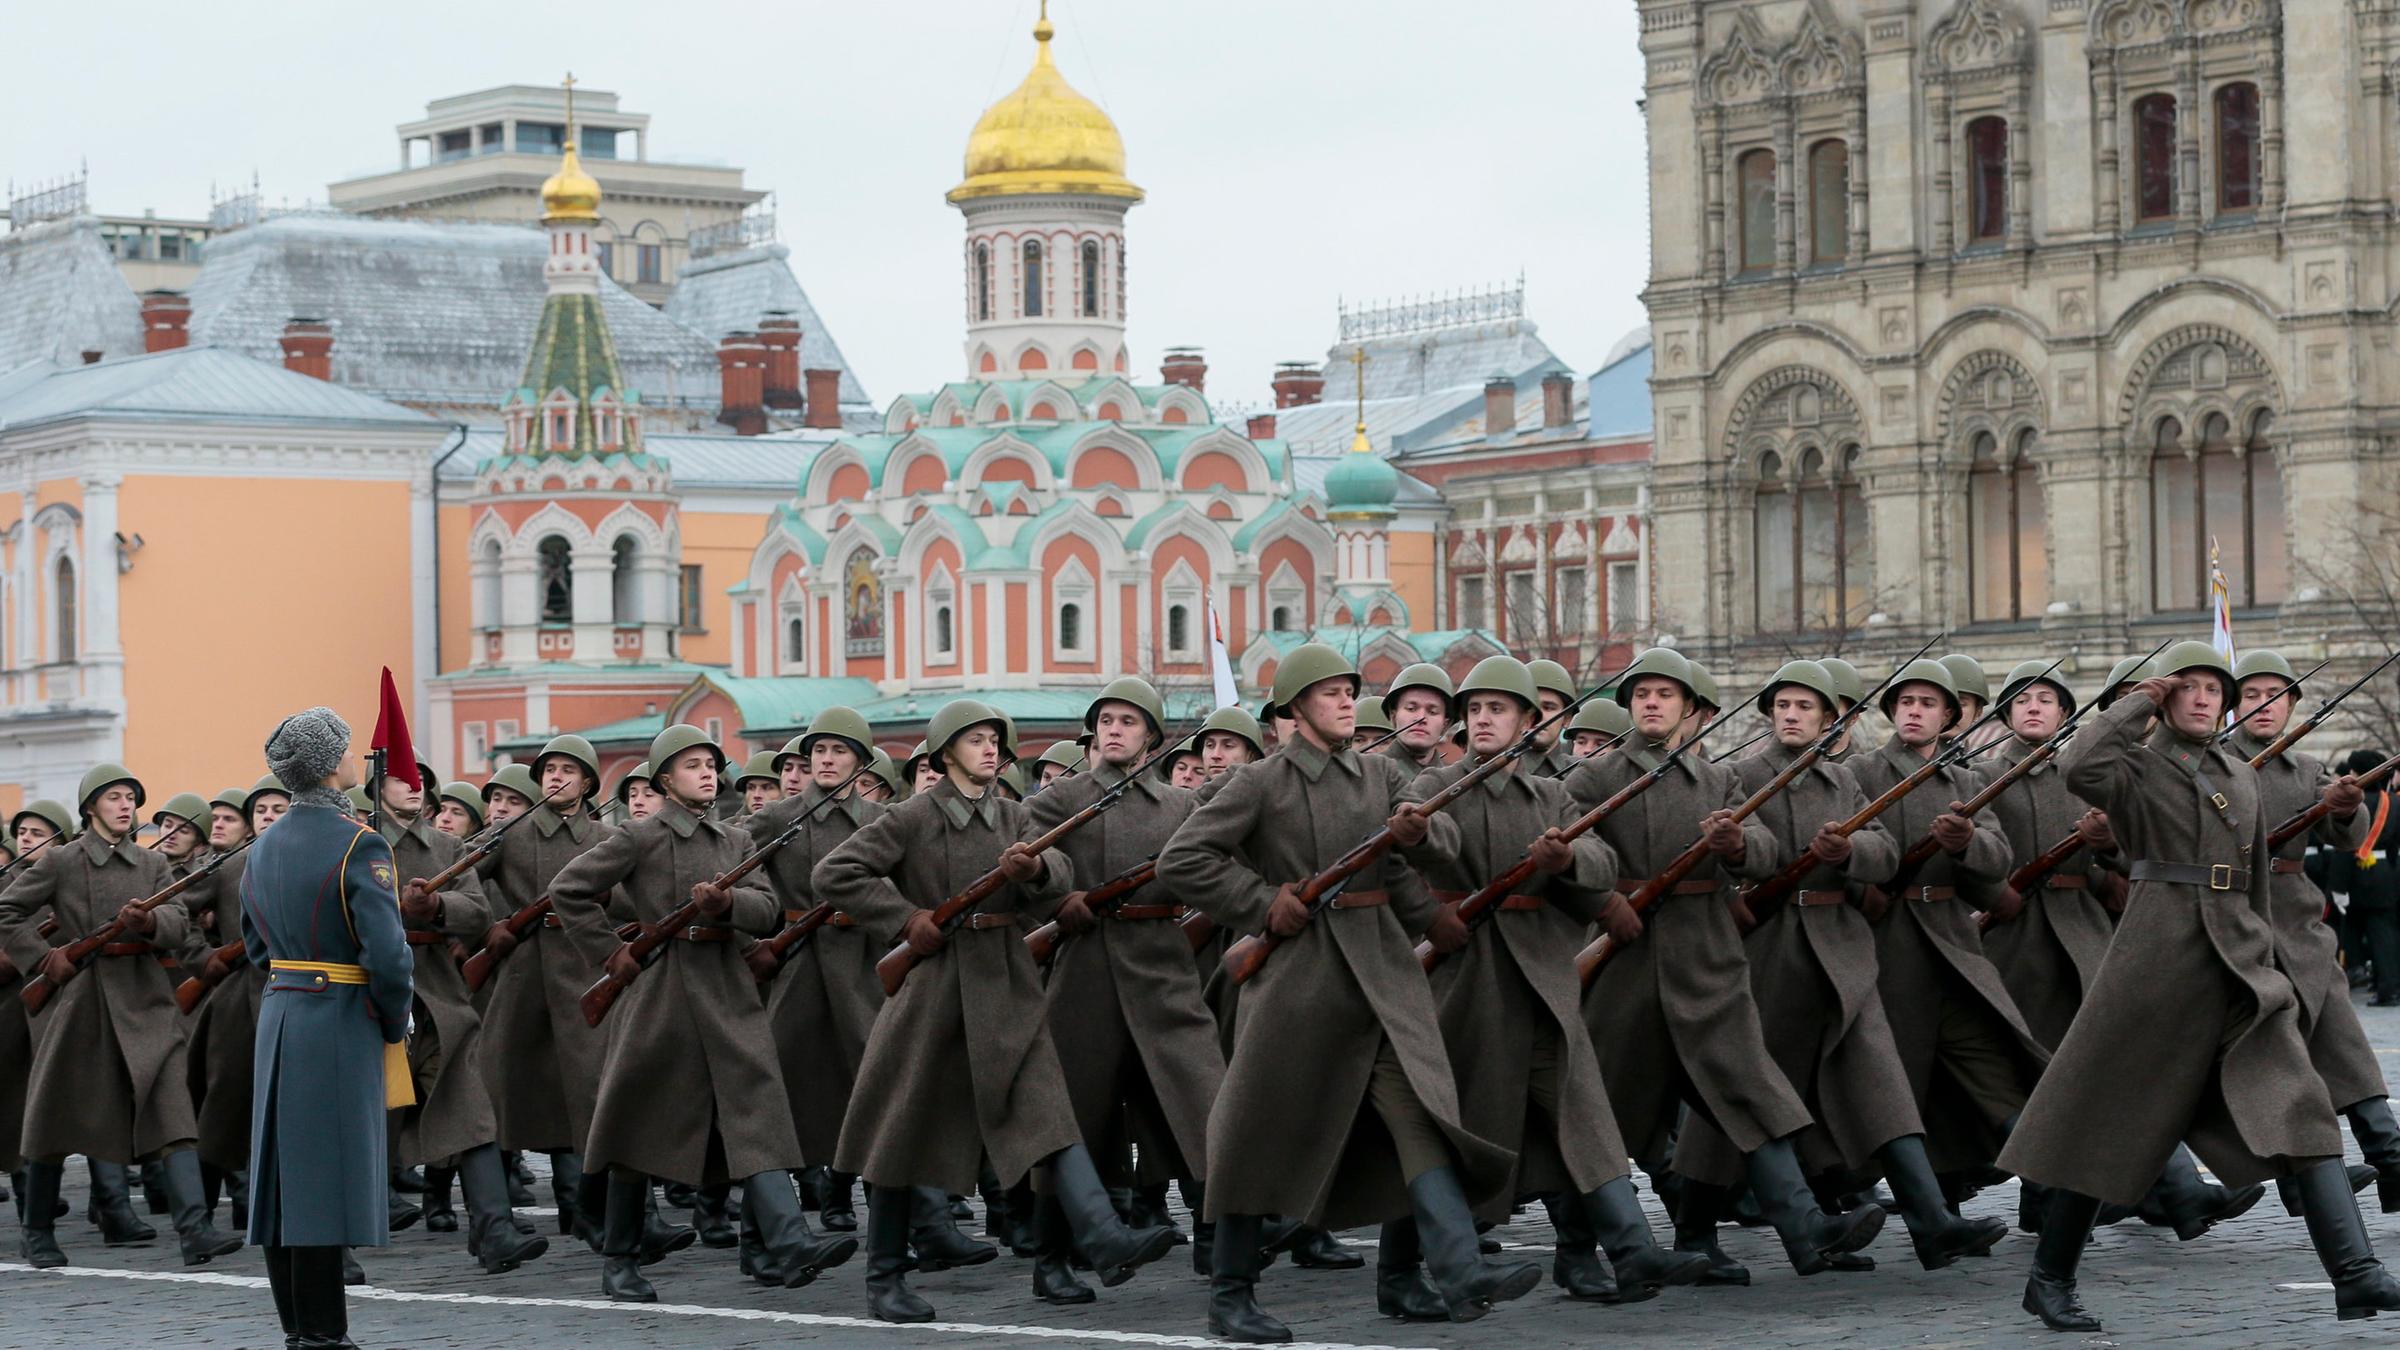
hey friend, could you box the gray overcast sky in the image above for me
[3,0,1652,414]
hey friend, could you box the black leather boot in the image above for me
[1209,1213,1291,1343]
[459,1143,548,1274]
[1540,1193,1620,1300]
[18,1161,65,1267]
[2295,1157,2400,1320]
[866,1183,934,1323]
[226,1169,250,1234]
[1003,1176,1042,1256]
[141,1158,172,1214]
[392,1164,426,1194]
[289,1244,358,1349]
[1408,1167,1541,1322]
[2351,1098,2400,1215]
[691,1183,738,1248]
[2145,1144,2265,1240]
[422,1166,458,1233]
[2022,1187,2101,1331]
[1374,1218,1450,1320]
[745,1169,856,1287]
[504,1150,536,1206]
[600,1172,656,1303]
[821,1169,859,1232]
[1671,1180,1747,1285]
[640,1181,696,1262]
[164,1149,243,1264]
[1745,1137,1886,1276]
[574,1168,608,1252]
[2280,1165,2378,1215]
[1033,1193,1096,1304]
[1879,1135,2006,1269]
[908,1184,997,1271]
[341,1248,364,1285]
[1051,1143,1177,1286]
[548,1152,583,1237]
[2017,1179,2048,1235]
[1288,1222,1363,1269]
[1185,1178,1215,1275]
[88,1159,156,1245]
[1587,1175,1710,1294]
[387,1184,421,1233]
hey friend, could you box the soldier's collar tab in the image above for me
[653,800,702,839]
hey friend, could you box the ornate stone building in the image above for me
[1637,0,2398,694]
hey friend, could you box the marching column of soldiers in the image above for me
[5,635,2400,1344]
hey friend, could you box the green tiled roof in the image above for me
[513,292,631,455]
[494,712,663,756]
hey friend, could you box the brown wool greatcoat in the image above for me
[179,850,263,1171]
[0,958,28,1171]
[819,779,1079,1192]
[1186,761,1255,1051]
[1029,760,1221,1181]
[0,832,194,1163]
[1524,743,1579,781]
[751,784,884,1166]
[1847,736,2049,1171]
[1401,759,1625,1214]
[473,804,611,1153]
[1998,692,2343,1203]
[551,799,801,1184]
[2232,728,2382,1112]
[379,818,497,1165]
[1158,739,1515,1229]
[1564,740,1811,1166]
[1973,734,2119,1051]
[1673,740,1913,1187]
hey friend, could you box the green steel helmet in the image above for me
[11,799,75,842]
[1755,660,1840,717]
[2232,649,2304,705]
[345,786,371,813]
[2095,652,2158,710]
[734,751,781,789]
[1998,659,2078,720]
[1454,655,1538,711]
[1878,658,1962,728]
[1255,697,1281,725]
[534,734,601,796]
[647,724,730,780]
[996,712,1021,761]
[1352,698,1394,734]
[996,763,1028,798]
[1526,659,1578,705]
[485,763,540,808]
[1036,740,1087,772]
[867,748,905,796]
[1380,662,1458,719]
[1610,647,1695,709]
[246,773,291,811]
[901,740,933,778]
[1570,698,1636,738]
[1270,642,1361,711]
[1084,676,1167,744]
[1819,657,1867,710]
[611,761,653,804]
[1938,654,1992,706]
[772,734,808,775]
[438,782,488,828]
[2156,639,2237,704]
[151,791,210,834]
[1685,662,1723,712]
[797,706,875,763]
[1199,706,1266,758]
[925,699,1011,766]
[1155,734,1202,779]
[78,763,145,819]
[209,786,252,815]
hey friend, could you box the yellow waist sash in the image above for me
[269,960,415,1109]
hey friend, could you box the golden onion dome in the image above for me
[948,12,1142,205]
[540,140,603,222]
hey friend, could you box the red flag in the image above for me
[371,666,422,792]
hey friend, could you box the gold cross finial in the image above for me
[1349,346,1371,451]
[562,72,578,142]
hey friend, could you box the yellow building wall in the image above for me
[1390,530,1437,631]
[673,507,766,669]
[118,475,416,797]
[436,501,475,674]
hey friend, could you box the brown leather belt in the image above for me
[95,941,155,958]
[2043,874,2086,891]
[1621,877,1721,898]
[678,925,734,943]
[1329,888,1388,909]
[403,930,447,947]
[783,908,856,926]
[960,913,1018,931]
[1900,885,1956,903]
[2269,858,2306,876]
[1114,903,1185,920]
[1793,889,1846,907]
[2129,860,2250,891]
[1431,890,1543,911]
[541,912,565,929]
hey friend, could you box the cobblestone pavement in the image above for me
[12,988,2400,1347]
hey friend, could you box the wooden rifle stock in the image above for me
[460,895,553,993]
[2270,747,2400,850]
[174,938,248,1014]
[22,838,252,1015]
[1179,909,1216,952]
[1024,856,1159,967]
[746,903,837,983]
[1884,698,2089,896]
[415,785,569,898]
[578,810,804,1027]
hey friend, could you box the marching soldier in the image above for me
[1523,659,1580,778]
[432,783,486,838]
[2094,652,2156,712]
[1033,740,1085,791]
[1,802,74,1227]
[249,775,291,833]
[2007,642,2400,1330]
[165,790,252,1231]
[610,761,657,823]
[1819,657,1866,762]
[0,764,242,1268]
[1198,706,1265,782]
[1381,663,1457,770]
[1564,698,1632,759]
[1159,643,1534,1342]
[860,749,904,803]
[1161,737,1207,789]
[734,752,784,820]
[903,741,941,795]
[1939,655,1993,741]
[1401,656,1707,1308]
[818,698,1177,1322]
[1683,663,1724,741]
[1564,649,1878,1285]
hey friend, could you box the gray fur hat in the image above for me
[265,706,351,789]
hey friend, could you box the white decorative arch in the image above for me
[775,571,810,675]
[883,397,924,434]
[1015,379,1080,421]
[898,510,977,578]
[802,442,875,503]
[961,432,1055,491]
[1026,501,1131,575]
[929,388,969,426]
[1144,510,1237,582]
[1153,385,1210,426]
[1064,424,1164,491]
[885,439,954,497]
[1243,505,1336,562]
[1175,426,1273,493]
[508,500,598,555]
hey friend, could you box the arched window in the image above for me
[1807,140,1848,265]
[933,604,953,658]
[539,535,573,624]
[2154,410,2288,608]
[1166,604,1190,654]
[1966,116,2008,243]
[1737,149,1776,275]
[1056,602,1082,652]
[1755,445,1868,631]
[52,555,75,660]
[1270,604,1293,632]
[1022,239,1044,317]
[2133,93,2178,223]
[474,538,502,629]
[1080,240,1100,317]
[1967,429,2048,620]
[974,243,992,322]
[610,536,639,624]
[786,617,806,664]
[2215,82,2260,213]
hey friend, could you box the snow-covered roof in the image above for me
[1321,318,1563,405]
[440,425,843,492]
[0,345,441,431]
[0,216,144,373]
[663,243,872,411]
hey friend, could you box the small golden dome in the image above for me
[948,11,1142,205]
[541,141,602,222]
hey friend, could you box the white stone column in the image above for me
[570,544,613,661]
[15,489,35,671]
[499,555,540,664]
[79,473,124,710]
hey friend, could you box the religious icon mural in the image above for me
[844,547,884,657]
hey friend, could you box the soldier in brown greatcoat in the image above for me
[1379,663,1456,772]
[1522,659,1583,779]
[2006,643,2400,1332]
[0,766,242,1269]
[818,698,1177,1324]
[1565,648,1880,1285]
[1674,659,2001,1273]
[1402,656,1707,1312]
[1159,643,1540,1343]
[0,801,74,1218]
[158,789,255,1232]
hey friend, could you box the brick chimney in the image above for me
[280,319,333,381]
[140,291,191,353]
[1246,412,1278,439]
[1483,376,1516,438]
[758,312,803,409]
[716,331,767,436]
[1160,347,1207,392]
[1271,361,1324,409]
[1541,370,1575,429]
[802,368,843,430]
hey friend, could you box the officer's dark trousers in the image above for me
[264,1244,346,1340]
[2360,905,2400,1002]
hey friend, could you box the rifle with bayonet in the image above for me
[2272,745,2400,850]
[1023,853,1162,968]
[730,762,881,985]
[2233,650,2400,770]
[1873,659,2084,899]
[23,837,254,1015]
